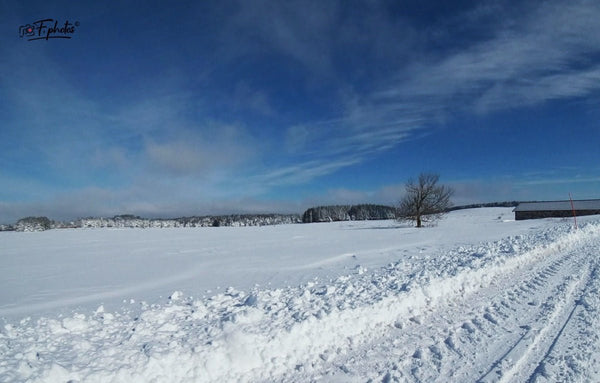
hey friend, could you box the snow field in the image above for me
[0,208,529,320]
[2,212,600,382]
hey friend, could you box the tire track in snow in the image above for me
[533,246,600,382]
[479,261,592,383]
[422,247,584,382]
[525,302,582,383]
[409,257,569,381]
[344,225,600,382]
[465,256,578,382]
[451,237,595,383]
[525,261,600,383]
[457,244,592,383]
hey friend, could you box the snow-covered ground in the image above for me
[2,208,600,382]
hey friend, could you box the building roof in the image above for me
[514,199,600,212]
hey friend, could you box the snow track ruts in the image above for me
[481,257,594,383]
[338,223,600,383]
[526,248,600,383]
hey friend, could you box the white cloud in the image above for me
[382,1,600,114]
[144,124,257,177]
[250,156,363,187]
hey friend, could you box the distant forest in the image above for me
[1,214,301,232]
[301,204,396,223]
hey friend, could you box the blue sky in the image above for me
[1,0,600,222]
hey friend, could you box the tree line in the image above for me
[1,173,479,231]
[2,214,302,232]
[301,204,397,223]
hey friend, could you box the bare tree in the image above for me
[397,173,453,228]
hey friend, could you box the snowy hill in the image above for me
[2,208,600,382]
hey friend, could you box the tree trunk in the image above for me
[416,215,422,228]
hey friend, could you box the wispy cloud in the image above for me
[223,0,340,75]
[249,156,364,188]
[518,176,600,186]
[381,1,600,113]
[263,1,600,186]
[144,123,256,177]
